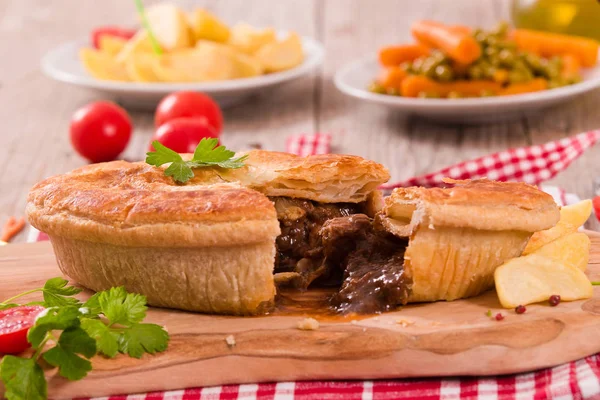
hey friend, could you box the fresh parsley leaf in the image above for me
[42,278,82,307]
[0,356,47,400]
[27,306,81,348]
[98,287,147,327]
[81,319,119,358]
[118,323,169,359]
[42,327,96,381]
[145,138,247,183]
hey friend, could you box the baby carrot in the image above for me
[378,66,407,90]
[512,29,598,67]
[411,20,481,64]
[379,44,430,67]
[499,78,548,96]
[448,25,472,36]
[1,217,25,242]
[561,54,581,80]
[401,75,501,97]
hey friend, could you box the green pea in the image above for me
[492,21,509,38]
[508,70,531,83]
[468,65,484,79]
[430,50,447,64]
[368,81,386,94]
[418,91,440,98]
[421,58,440,78]
[548,78,567,89]
[434,64,454,82]
[485,35,498,47]
[387,87,401,96]
[411,57,425,74]
[498,49,516,67]
[447,91,464,99]
[400,61,413,73]
[480,89,495,97]
[496,40,517,50]
[523,53,542,71]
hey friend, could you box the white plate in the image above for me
[42,36,324,110]
[334,55,600,123]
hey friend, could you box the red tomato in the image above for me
[0,306,45,355]
[70,101,132,163]
[155,92,223,133]
[593,196,600,222]
[91,26,136,49]
[150,118,219,153]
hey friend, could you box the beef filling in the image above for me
[322,215,412,314]
[271,197,361,287]
[271,197,412,314]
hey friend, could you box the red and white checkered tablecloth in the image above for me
[27,130,600,399]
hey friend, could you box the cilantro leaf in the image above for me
[145,138,247,183]
[42,278,82,307]
[118,323,169,359]
[98,287,147,327]
[27,306,81,348]
[0,356,47,400]
[81,319,119,358]
[42,327,96,381]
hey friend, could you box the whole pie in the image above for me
[27,152,560,315]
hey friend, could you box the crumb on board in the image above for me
[297,317,320,331]
[225,335,236,347]
[396,319,415,327]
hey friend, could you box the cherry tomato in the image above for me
[593,196,600,222]
[0,306,45,355]
[150,118,219,153]
[91,26,136,49]
[70,101,132,163]
[155,92,223,133]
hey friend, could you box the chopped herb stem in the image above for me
[1,288,43,305]
[134,0,163,55]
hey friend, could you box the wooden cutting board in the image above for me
[1,232,600,399]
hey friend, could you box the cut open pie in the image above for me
[27,153,560,315]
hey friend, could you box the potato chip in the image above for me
[190,9,230,43]
[152,47,237,82]
[532,232,590,271]
[256,33,304,73]
[228,23,277,54]
[145,3,192,51]
[80,48,129,81]
[125,53,161,82]
[523,199,592,255]
[495,253,593,308]
[116,31,155,63]
[98,36,128,56]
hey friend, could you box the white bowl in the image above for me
[42,36,324,110]
[334,55,600,123]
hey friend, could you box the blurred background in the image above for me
[0,0,599,236]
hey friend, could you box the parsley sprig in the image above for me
[0,278,169,400]
[146,138,248,183]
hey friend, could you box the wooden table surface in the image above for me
[1,0,599,242]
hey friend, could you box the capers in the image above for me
[418,91,441,98]
[368,81,386,94]
[434,64,454,82]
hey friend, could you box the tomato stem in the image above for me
[134,0,163,55]
[1,288,43,305]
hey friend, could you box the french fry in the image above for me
[523,199,592,255]
[531,232,591,272]
[495,253,593,309]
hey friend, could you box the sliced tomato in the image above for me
[0,306,45,354]
[92,26,136,49]
[593,196,600,222]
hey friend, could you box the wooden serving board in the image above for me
[2,233,600,399]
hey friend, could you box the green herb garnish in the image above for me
[146,138,249,183]
[485,309,492,318]
[592,282,600,286]
[0,278,169,400]
[134,0,163,55]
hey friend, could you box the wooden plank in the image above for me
[1,232,600,399]
[0,0,318,243]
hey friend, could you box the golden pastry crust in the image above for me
[382,178,560,235]
[188,150,391,203]
[380,179,560,302]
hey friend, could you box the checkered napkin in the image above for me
[28,131,600,399]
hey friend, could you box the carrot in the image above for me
[401,75,501,97]
[1,217,25,242]
[378,66,407,90]
[411,20,481,64]
[561,54,581,79]
[499,78,548,96]
[378,44,430,67]
[448,25,472,36]
[512,29,598,67]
